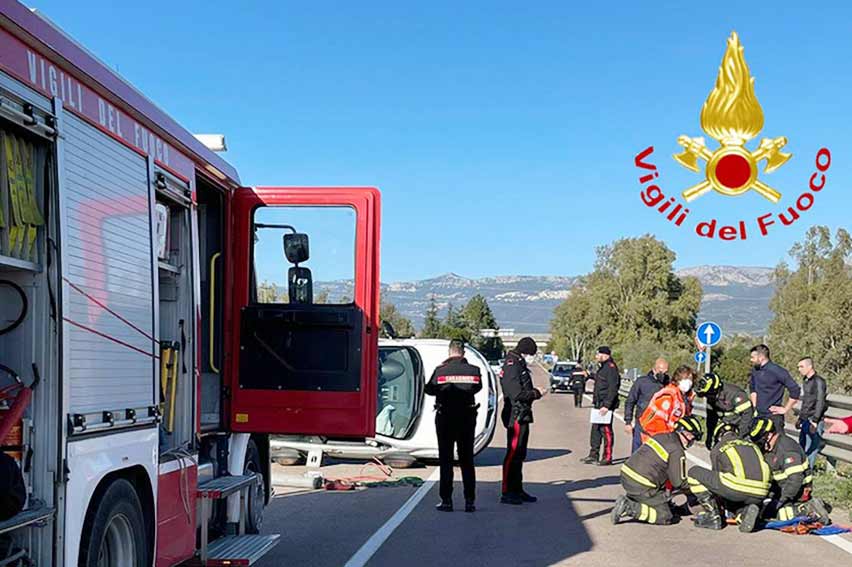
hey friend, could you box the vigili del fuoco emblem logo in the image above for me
[634,32,831,241]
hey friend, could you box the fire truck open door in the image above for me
[228,187,380,437]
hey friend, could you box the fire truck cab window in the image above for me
[252,206,356,305]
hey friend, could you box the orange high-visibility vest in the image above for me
[639,384,691,442]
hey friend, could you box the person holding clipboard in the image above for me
[581,347,620,466]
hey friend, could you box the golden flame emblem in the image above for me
[673,32,790,203]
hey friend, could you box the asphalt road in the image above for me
[257,365,852,567]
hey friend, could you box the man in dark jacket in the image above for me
[581,346,620,466]
[748,344,800,433]
[624,358,669,454]
[425,340,483,512]
[500,337,545,505]
[796,357,828,469]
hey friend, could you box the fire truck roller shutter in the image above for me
[62,112,156,416]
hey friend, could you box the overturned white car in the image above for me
[271,339,498,465]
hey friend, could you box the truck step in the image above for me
[0,505,54,536]
[191,534,280,566]
[197,474,257,499]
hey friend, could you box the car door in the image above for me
[227,187,381,437]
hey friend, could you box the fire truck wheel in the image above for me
[79,478,147,567]
[244,439,265,534]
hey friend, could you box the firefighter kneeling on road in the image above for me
[611,416,703,526]
[688,421,770,532]
[748,417,832,525]
[694,372,754,450]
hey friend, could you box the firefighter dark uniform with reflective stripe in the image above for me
[500,338,543,505]
[688,422,771,532]
[611,416,703,526]
[695,373,754,450]
[425,343,482,512]
[754,418,831,524]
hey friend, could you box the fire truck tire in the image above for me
[79,478,147,567]
[244,439,265,534]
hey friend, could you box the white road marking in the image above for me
[578,386,851,555]
[343,467,441,567]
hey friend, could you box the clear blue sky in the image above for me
[31,1,852,282]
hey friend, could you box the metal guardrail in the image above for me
[618,370,852,465]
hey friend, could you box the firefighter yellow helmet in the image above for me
[748,417,776,446]
[674,415,704,441]
[712,422,737,445]
[695,372,722,397]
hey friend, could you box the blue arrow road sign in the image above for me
[696,321,722,347]
[694,351,706,363]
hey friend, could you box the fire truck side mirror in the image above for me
[283,233,310,264]
[288,266,313,304]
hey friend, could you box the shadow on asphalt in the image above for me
[474,446,572,467]
[364,479,595,566]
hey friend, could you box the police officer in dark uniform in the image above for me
[570,363,586,408]
[500,337,545,505]
[751,418,831,524]
[694,372,754,450]
[425,340,483,512]
[581,346,620,466]
[687,419,771,532]
[611,416,702,526]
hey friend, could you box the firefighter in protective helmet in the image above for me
[687,418,771,532]
[695,372,754,450]
[749,417,832,524]
[610,416,703,526]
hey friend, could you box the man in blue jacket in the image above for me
[623,358,669,454]
[749,344,800,433]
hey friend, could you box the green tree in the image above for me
[314,290,329,304]
[461,294,504,360]
[549,235,702,369]
[420,296,442,338]
[441,303,472,342]
[768,226,852,393]
[712,336,755,389]
[380,302,415,338]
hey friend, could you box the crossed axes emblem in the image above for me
[673,135,791,203]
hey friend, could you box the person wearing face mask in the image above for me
[624,358,670,454]
[638,366,694,444]
[500,337,546,505]
[580,346,620,466]
[687,418,771,532]
[610,416,703,526]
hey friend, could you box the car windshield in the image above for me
[552,364,575,376]
[376,347,420,440]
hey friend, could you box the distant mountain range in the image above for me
[311,265,776,336]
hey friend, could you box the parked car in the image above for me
[271,339,498,465]
[550,361,580,392]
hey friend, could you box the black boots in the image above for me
[435,500,453,512]
[519,491,537,503]
[694,496,723,530]
[580,455,598,464]
[738,504,761,533]
[500,494,523,505]
[611,496,633,525]
[465,500,476,513]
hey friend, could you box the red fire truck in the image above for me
[0,1,380,565]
